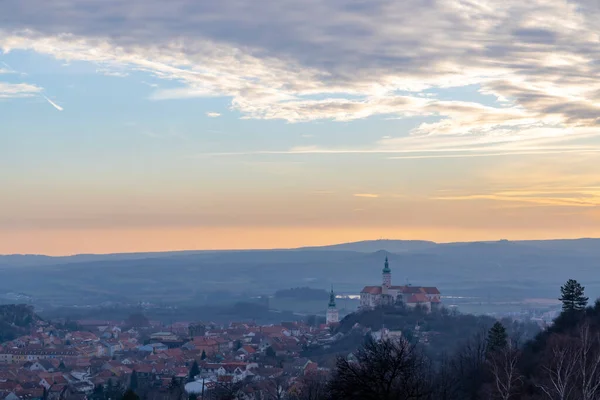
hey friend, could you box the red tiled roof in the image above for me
[422,287,441,295]
[400,286,424,294]
[192,338,218,346]
[260,326,286,335]
[134,364,154,373]
[361,286,382,294]
[406,293,429,303]
[241,346,256,354]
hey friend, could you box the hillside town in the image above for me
[0,258,549,400]
[0,315,347,400]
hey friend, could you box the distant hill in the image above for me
[300,239,437,253]
[1,238,600,307]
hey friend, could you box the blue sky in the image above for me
[2,0,600,254]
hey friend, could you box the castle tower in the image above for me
[326,286,339,325]
[382,256,391,294]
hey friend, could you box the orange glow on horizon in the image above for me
[2,226,599,256]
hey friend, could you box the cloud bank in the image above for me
[3,0,600,148]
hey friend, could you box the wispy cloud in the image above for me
[0,82,42,98]
[353,193,380,198]
[42,94,64,111]
[206,112,221,118]
[435,192,600,208]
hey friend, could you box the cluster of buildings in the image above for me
[0,317,338,400]
[359,257,441,310]
[0,257,444,400]
[324,257,442,326]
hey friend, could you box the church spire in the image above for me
[328,285,336,307]
[382,256,391,273]
[382,256,392,291]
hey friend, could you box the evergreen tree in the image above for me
[559,279,588,312]
[121,389,140,400]
[58,361,66,370]
[200,350,207,360]
[188,394,198,400]
[266,346,276,358]
[487,321,508,353]
[129,370,138,391]
[188,360,200,382]
[235,340,242,350]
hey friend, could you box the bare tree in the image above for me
[452,330,488,400]
[576,322,600,400]
[536,334,579,400]
[487,341,523,400]
[328,337,431,400]
[261,374,291,400]
[429,354,461,400]
[290,373,328,400]
[212,379,246,400]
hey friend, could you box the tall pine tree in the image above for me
[129,370,138,391]
[559,279,588,312]
[487,321,508,353]
[188,360,200,383]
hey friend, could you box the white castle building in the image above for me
[360,257,441,311]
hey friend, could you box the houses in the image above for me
[184,337,219,356]
[236,345,257,361]
[97,339,123,357]
[0,348,78,364]
[138,343,168,353]
[25,359,57,372]
[0,316,339,400]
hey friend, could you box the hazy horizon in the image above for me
[2,234,599,257]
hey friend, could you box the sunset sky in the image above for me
[2,0,600,255]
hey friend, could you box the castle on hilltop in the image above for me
[360,257,441,311]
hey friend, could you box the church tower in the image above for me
[326,286,339,325]
[382,256,391,294]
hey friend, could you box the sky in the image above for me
[2,0,600,255]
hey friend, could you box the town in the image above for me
[0,313,340,399]
[0,258,554,399]
[0,257,432,399]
